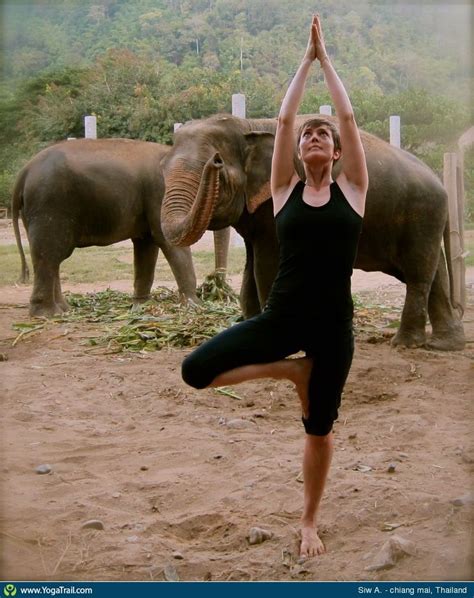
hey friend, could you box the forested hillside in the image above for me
[1,0,472,216]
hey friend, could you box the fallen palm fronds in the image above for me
[10,286,241,352]
[69,286,241,352]
[92,298,241,353]
[65,289,136,321]
[80,280,240,352]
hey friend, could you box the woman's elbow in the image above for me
[277,114,295,128]
[340,112,356,125]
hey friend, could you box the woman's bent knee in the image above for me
[181,353,211,389]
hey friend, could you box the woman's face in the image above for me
[298,124,340,165]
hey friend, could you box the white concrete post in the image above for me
[84,115,97,139]
[390,115,401,148]
[229,93,246,250]
[319,105,332,116]
[443,152,465,312]
[232,93,246,118]
[174,123,183,132]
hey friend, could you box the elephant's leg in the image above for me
[251,203,280,312]
[213,227,231,279]
[29,223,74,317]
[53,274,69,313]
[427,257,465,351]
[132,237,159,304]
[392,281,430,348]
[159,242,198,303]
[30,253,63,318]
[240,241,261,318]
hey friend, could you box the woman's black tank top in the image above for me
[265,179,363,321]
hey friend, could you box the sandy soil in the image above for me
[1,222,473,582]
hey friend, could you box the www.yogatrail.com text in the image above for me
[6,587,93,596]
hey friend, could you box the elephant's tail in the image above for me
[443,209,463,318]
[11,168,29,283]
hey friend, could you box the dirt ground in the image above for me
[0,223,473,582]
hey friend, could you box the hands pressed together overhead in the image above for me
[304,14,329,64]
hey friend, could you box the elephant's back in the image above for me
[22,139,168,198]
[21,139,167,235]
[23,139,167,175]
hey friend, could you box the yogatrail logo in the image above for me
[3,585,17,597]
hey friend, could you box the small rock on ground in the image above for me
[248,526,273,545]
[365,535,416,571]
[163,564,179,581]
[35,464,52,474]
[81,519,105,530]
[450,493,474,507]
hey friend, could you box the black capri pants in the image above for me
[182,309,354,436]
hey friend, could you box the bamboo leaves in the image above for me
[97,295,240,353]
[12,281,241,353]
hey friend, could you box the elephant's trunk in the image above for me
[161,153,223,247]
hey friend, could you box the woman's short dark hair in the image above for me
[297,117,341,154]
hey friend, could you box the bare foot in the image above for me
[290,357,313,419]
[300,525,325,557]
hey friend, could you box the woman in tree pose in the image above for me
[182,15,368,557]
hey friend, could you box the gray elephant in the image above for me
[12,138,230,317]
[160,114,465,351]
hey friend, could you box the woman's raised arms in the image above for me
[313,16,368,214]
[270,18,319,214]
[270,15,368,217]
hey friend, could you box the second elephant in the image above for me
[160,114,465,351]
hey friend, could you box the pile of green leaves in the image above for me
[197,270,239,303]
[73,282,241,351]
[93,300,241,353]
[12,283,242,353]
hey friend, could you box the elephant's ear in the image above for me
[244,131,275,213]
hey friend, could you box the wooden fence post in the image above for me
[443,152,465,312]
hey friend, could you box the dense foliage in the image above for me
[1,0,472,219]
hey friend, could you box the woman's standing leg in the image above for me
[298,325,354,557]
[300,432,333,556]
